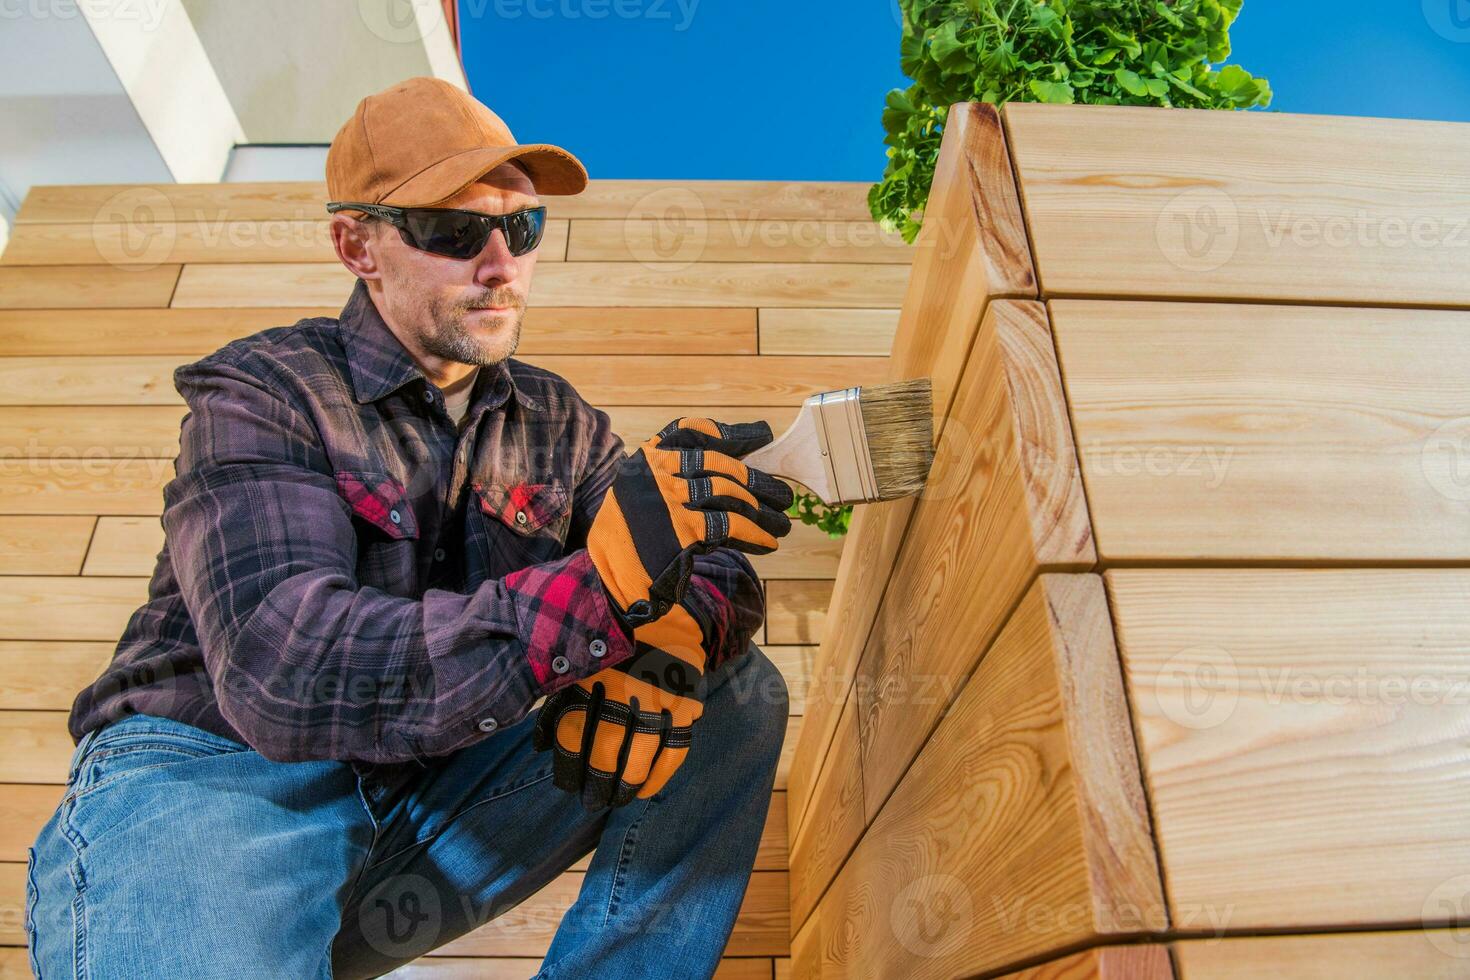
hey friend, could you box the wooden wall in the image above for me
[787,102,1470,978]
[0,177,915,976]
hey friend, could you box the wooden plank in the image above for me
[17,180,876,224]
[802,576,1165,978]
[171,262,910,309]
[1173,930,1470,979]
[788,695,863,932]
[0,460,171,515]
[0,712,76,783]
[0,577,147,642]
[83,517,163,576]
[1053,300,1470,562]
[432,870,789,957]
[1005,102,1470,306]
[758,308,899,356]
[0,354,886,408]
[0,516,93,575]
[763,645,815,715]
[787,101,1039,841]
[0,784,63,859]
[387,959,774,979]
[18,217,603,267]
[0,642,112,710]
[856,300,1094,821]
[764,580,832,646]
[568,218,912,264]
[1111,568,1470,930]
[0,864,22,945]
[0,306,753,356]
[0,265,180,309]
[999,946,1174,979]
[747,522,844,581]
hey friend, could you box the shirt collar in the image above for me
[338,278,542,412]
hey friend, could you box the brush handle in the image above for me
[742,400,838,504]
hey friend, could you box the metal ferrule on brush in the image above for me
[809,387,880,504]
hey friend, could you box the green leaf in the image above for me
[1029,79,1076,104]
[1144,77,1170,98]
[1115,67,1148,97]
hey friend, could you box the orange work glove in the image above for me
[532,599,709,810]
[586,417,792,630]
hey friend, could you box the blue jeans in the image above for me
[26,643,788,979]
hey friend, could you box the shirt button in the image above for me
[515,510,528,526]
[389,509,401,524]
[423,389,435,403]
[433,547,446,562]
[551,655,571,674]
[477,717,498,733]
[589,638,607,658]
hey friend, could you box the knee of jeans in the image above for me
[731,644,789,750]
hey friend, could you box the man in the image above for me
[26,76,794,979]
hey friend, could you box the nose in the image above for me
[470,226,520,287]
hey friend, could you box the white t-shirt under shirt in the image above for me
[442,366,479,428]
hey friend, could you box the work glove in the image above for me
[586,417,793,630]
[532,596,710,810]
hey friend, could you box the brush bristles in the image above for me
[858,377,935,501]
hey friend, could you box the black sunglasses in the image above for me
[326,202,548,260]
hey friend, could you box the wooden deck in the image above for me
[0,178,913,976]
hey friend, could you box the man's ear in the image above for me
[330,214,383,282]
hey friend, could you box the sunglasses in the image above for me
[326,202,548,260]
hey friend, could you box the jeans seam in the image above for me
[604,797,652,924]
[24,846,40,979]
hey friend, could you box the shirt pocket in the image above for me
[335,470,420,540]
[472,480,572,542]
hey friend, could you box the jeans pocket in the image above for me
[70,716,247,804]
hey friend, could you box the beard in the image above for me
[418,288,525,366]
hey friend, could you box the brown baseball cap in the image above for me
[326,76,588,208]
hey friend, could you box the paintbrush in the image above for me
[742,378,935,505]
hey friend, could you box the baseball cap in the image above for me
[326,76,588,208]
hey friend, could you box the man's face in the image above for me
[361,162,540,368]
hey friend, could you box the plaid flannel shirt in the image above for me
[68,278,766,765]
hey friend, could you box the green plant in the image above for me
[786,492,853,539]
[871,0,1273,244]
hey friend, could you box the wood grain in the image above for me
[1172,930,1470,979]
[568,219,912,264]
[0,642,114,710]
[856,300,1093,821]
[171,262,910,309]
[0,516,94,575]
[787,101,1036,842]
[0,264,180,309]
[1006,102,1470,306]
[757,308,899,356]
[799,576,1165,978]
[788,695,864,932]
[0,306,757,356]
[16,180,877,224]
[998,945,1174,979]
[1053,300,1470,561]
[764,580,833,646]
[1111,568,1470,930]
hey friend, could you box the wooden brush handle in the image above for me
[742,401,838,504]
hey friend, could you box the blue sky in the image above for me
[460,1,1470,182]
